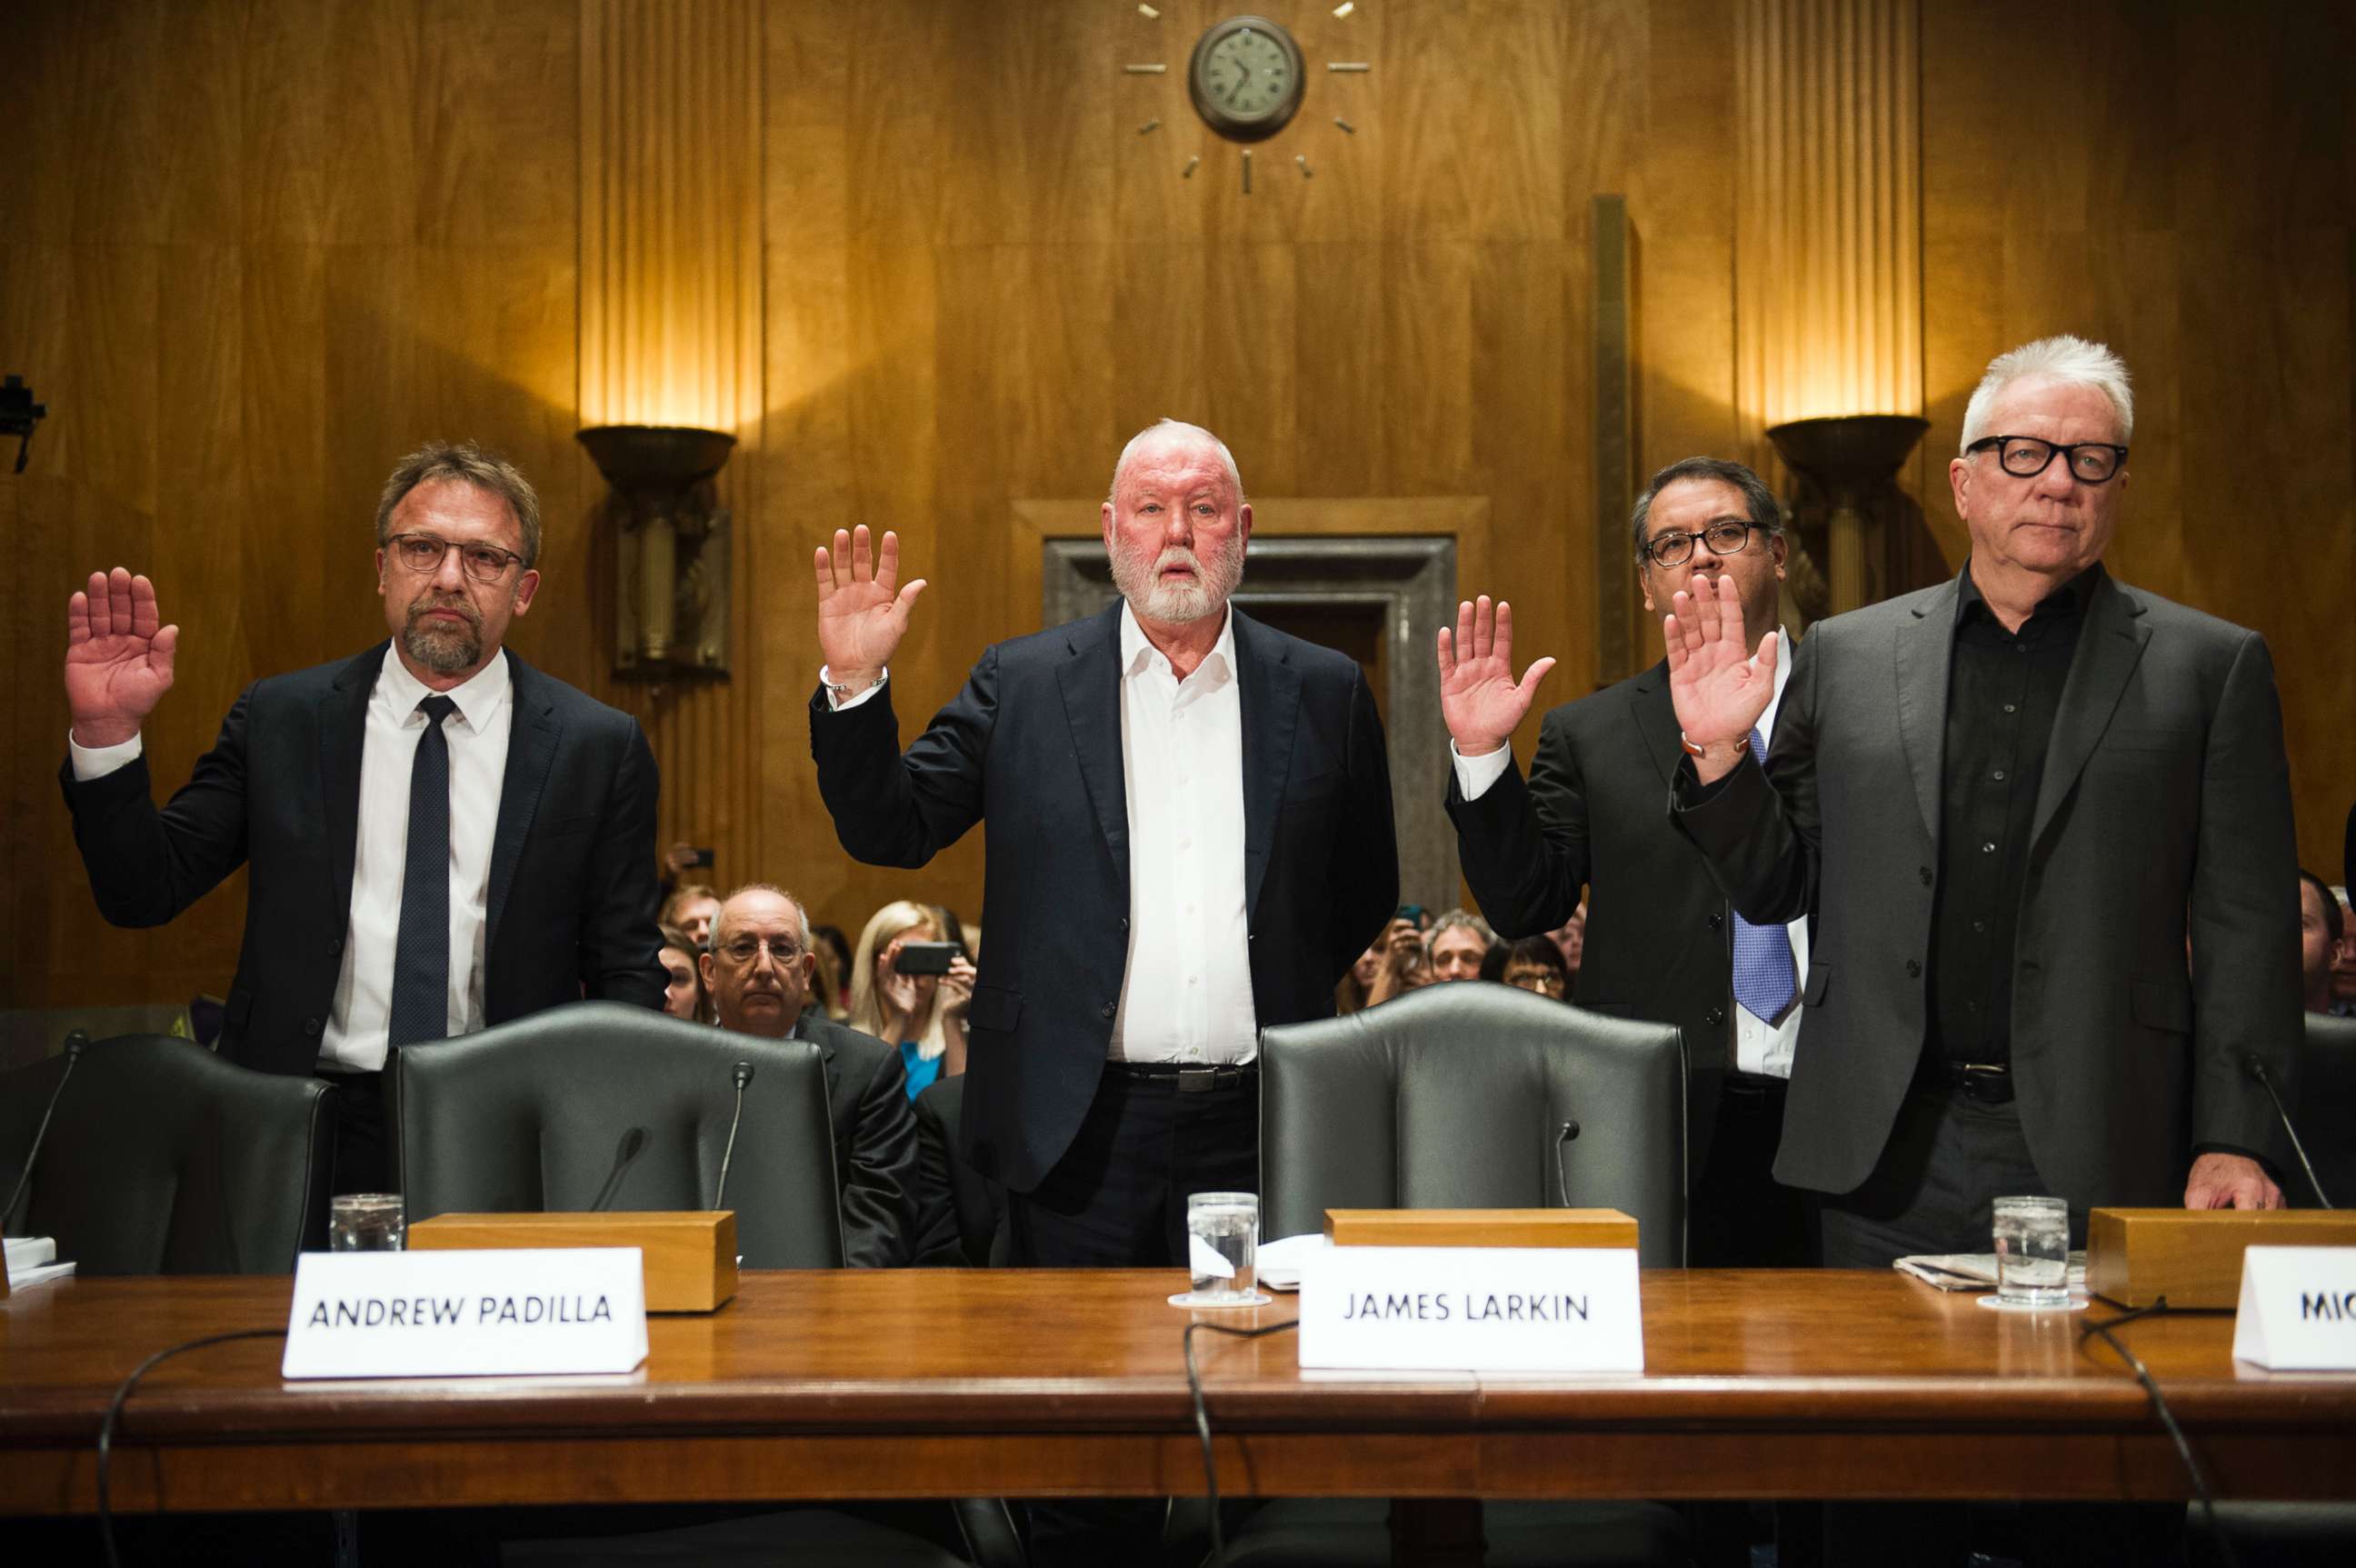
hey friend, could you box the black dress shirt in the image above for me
[1926,564,2101,1065]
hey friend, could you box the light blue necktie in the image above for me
[1729,726,1799,1023]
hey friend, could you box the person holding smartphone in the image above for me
[848,899,976,1099]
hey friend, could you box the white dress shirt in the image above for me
[1450,629,1808,1077]
[74,650,514,1073]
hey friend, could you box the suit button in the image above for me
[1120,917,1129,931]
[1705,1006,1725,1026]
[1100,1003,1116,1021]
[1919,866,1932,886]
[329,935,345,955]
[1707,912,1723,930]
[303,1017,323,1037]
[1906,960,1922,978]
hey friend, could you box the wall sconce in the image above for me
[576,424,735,683]
[1766,414,1930,620]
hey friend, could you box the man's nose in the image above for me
[432,545,470,590]
[2032,452,2081,498]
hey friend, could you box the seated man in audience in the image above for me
[702,884,925,1267]
[2302,871,2343,1016]
[1426,908,1496,983]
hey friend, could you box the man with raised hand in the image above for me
[61,442,664,1193]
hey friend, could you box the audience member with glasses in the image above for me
[58,442,667,1195]
[704,884,925,1268]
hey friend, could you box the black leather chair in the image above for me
[1262,984,1687,1264]
[1218,985,1692,1568]
[0,1033,334,1272]
[2291,1010,2356,1209]
[394,1001,843,1265]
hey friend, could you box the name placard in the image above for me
[2231,1245,2356,1371]
[282,1247,649,1379]
[1298,1244,1643,1373]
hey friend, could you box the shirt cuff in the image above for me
[1449,740,1514,802]
[67,729,144,782]
[819,666,888,713]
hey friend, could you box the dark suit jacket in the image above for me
[60,643,666,1075]
[1449,660,1783,1174]
[1675,571,2301,1212]
[810,602,1399,1193]
[910,1074,1008,1267]
[793,1013,925,1268]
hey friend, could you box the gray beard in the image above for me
[1109,540,1244,624]
[403,612,483,674]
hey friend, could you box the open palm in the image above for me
[65,568,177,747]
[1663,574,1775,751]
[814,525,926,684]
[1436,595,1554,755]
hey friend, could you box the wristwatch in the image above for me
[824,668,885,704]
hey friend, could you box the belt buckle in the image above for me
[1958,1063,2009,1101]
[1177,1066,1216,1094]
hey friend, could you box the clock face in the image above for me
[1188,15,1305,143]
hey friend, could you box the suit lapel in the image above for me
[1055,603,1131,898]
[1233,610,1302,920]
[1628,662,1682,787]
[1894,575,1961,840]
[320,644,386,929]
[2030,574,2150,847]
[486,652,562,951]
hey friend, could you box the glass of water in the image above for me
[1992,1194,2069,1308]
[1170,1191,1270,1308]
[329,1193,405,1253]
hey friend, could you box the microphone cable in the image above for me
[2078,1297,2241,1568]
[1183,1315,1301,1566]
[96,1327,289,1568]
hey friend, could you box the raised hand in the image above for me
[65,568,178,748]
[1663,574,1776,782]
[1436,595,1556,757]
[814,525,926,691]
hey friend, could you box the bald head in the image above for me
[1107,419,1244,509]
[702,885,815,1037]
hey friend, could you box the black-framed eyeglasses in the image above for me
[385,531,526,584]
[1964,435,2128,484]
[717,934,805,967]
[1640,518,1771,570]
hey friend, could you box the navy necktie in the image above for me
[387,695,459,1050]
[1729,725,1799,1024]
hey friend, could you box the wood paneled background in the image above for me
[2,0,2349,1016]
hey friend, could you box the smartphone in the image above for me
[686,846,716,869]
[1395,903,1429,925]
[893,941,963,976]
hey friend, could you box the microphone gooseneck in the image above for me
[4,1031,86,1236]
[714,1061,754,1212]
[1554,1117,1582,1211]
[588,1126,647,1213]
[2244,1052,2332,1209]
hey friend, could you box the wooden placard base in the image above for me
[407,1211,738,1313]
[2085,1207,2356,1309]
[1325,1208,1639,1250]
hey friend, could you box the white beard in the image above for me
[1109,537,1245,624]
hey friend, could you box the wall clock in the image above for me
[1123,4,1373,191]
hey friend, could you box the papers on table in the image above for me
[5,1235,75,1291]
[1257,1232,1331,1292]
[1896,1250,2087,1293]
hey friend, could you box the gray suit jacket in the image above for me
[1675,570,2300,1212]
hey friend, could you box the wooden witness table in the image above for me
[3,1269,2352,1521]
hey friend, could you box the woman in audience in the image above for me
[660,883,722,949]
[1481,934,1571,999]
[809,922,854,1022]
[849,900,975,1098]
[656,924,712,1024]
[1363,918,1435,1006]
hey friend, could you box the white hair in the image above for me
[1106,419,1246,506]
[1958,335,2134,454]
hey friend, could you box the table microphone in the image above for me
[1554,1117,1581,1210]
[588,1126,647,1213]
[713,1061,754,1212]
[2243,1051,2332,1209]
[4,1030,86,1235]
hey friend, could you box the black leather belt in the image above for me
[1106,1061,1258,1093]
[1916,1057,2015,1104]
